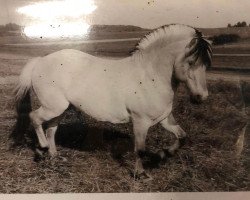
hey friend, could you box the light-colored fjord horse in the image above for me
[15,24,212,179]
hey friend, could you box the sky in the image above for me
[0,0,250,29]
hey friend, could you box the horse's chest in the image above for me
[127,83,174,119]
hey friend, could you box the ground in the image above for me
[0,27,249,193]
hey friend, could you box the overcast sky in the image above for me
[0,0,250,28]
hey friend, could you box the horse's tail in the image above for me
[15,58,38,103]
[11,58,38,146]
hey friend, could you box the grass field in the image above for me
[0,77,249,192]
[0,26,249,193]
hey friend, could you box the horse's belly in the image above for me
[69,88,130,124]
[77,102,130,123]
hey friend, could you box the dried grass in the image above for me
[0,80,249,193]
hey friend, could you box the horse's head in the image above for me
[174,31,212,104]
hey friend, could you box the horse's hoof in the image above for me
[135,171,153,182]
[34,147,48,162]
[48,151,58,159]
[161,148,174,157]
[179,137,186,147]
[49,154,68,162]
[59,156,68,162]
[157,148,176,159]
[35,147,48,156]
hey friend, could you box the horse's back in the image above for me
[45,49,103,67]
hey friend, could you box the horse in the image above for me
[14,24,212,179]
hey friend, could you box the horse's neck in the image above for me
[133,48,175,85]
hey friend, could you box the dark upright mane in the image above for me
[131,24,194,56]
[131,24,213,68]
[193,29,213,68]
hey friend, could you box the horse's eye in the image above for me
[188,60,194,66]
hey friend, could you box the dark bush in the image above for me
[209,34,240,45]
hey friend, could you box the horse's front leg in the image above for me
[160,113,186,155]
[132,117,152,181]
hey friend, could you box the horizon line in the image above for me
[0,22,233,30]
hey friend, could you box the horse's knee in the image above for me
[133,119,151,151]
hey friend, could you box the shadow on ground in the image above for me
[11,113,165,170]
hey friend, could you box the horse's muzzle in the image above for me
[190,94,203,104]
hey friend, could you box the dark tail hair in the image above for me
[10,58,37,146]
[10,90,32,146]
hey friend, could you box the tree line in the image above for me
[228,21,249,27]
[0,23,21,31]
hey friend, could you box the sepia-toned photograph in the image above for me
[0,0,249,196]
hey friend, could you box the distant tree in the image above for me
[4,23,21,31]
[227,23,232,28]
[236,22,242,27]
[210,34,240,45]
[234,21,247,27]
[241,21,247,27]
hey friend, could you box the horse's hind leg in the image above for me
[160,113,186,155]
[30,104,68,149]
[45,115,63,157]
